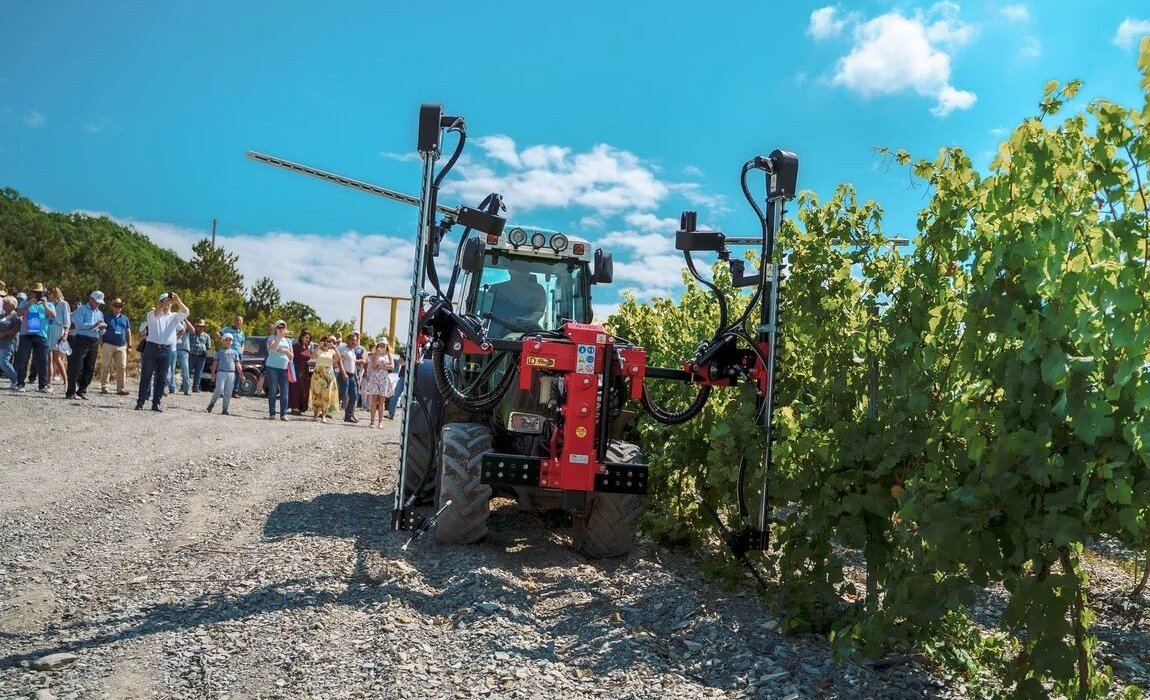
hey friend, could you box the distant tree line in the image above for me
[0,188,354,339]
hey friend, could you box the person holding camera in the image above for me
[136,291,190,412]
[13,282,57,393]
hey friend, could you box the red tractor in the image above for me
[249,105,797,570]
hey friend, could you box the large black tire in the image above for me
[573,442,645,559]
[435,423,493,545]
[402,430,436,506]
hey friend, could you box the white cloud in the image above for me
[1019,35,1042,58]
[1113,18,1150,49]
[830,5,977,117]
[1000,5,1029,23]
[76,212,416,337]
[809,6,850,40]
[475,134,521,168]
[446,138,696,217]
[681,164,704,177]
[23,111,44,128]
[592,302,620,323]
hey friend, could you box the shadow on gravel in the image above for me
[0,491,951,698]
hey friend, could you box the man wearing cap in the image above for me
[98,298,132,395]
[66,291,107,400]
[13,283,56,393]
[136,291,190,412]
[187,319,212,392]
[219,315,246,399]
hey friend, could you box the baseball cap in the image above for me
[274,319,287,328]
[17,292,27,301]
[157,292,171,303]
[90,290,105,305]
[222,333,234,340]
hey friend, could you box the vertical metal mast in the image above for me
[392,105,443,527]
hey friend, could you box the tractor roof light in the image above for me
[530,232,546,249]
[549,233,569,253]
[508,227,527,247]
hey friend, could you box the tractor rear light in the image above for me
[572,243,586,255]
[508,412,545,434]
[487,233,500,244]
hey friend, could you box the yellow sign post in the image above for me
[359,295,411,349]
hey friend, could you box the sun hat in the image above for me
[0,281,6,295]
[196,318,206,326]
[31,282,46,293]
[90,290,105,305]
[110,297,123,306]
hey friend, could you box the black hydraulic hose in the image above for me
[432,344,519,412]
[640,384,712,425]
[684,250,728,339]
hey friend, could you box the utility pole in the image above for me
[211,218,217,248]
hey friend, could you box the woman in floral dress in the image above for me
[361,340,395,427]
[309,336,340,423]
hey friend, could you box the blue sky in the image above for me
[2,1,1148,334]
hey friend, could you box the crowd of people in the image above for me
[0,282,403,426]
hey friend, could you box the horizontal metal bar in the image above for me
[646,366,692,381]
[246,151,460,218]
[724,236,767,246]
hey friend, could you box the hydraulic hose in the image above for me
[432,344,519,412]
[640,384,712,425]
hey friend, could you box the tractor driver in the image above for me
[487,267,547,337]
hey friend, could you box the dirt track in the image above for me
[0,388,963,699]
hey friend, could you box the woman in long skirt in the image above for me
[289,328,313,415]
[310,336,340,423]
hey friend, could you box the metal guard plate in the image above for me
[594,462,649,495]
[481,453,542,487]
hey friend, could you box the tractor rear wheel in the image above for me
[435,423,493,545]
[402,431,436,506]
[573,442,645,559]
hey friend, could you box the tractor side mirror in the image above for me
[460,237,485,273]
[592,249,613,284]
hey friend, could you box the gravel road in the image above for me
[3,387,1117,699]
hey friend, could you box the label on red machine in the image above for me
[576,344,596,374]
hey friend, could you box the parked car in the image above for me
[199,335,269,396]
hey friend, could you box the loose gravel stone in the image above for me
[4,387,1143,697]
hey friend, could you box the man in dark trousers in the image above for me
[137,292,190,412]
[66,290,106,400]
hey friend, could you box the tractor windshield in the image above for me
[473,254,590,337]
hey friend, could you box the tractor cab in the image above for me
[457,226,610,337]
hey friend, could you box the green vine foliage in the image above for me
[608,38,1150,698]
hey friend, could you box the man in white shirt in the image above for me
[136,291,190,412]
[337,332,365,423]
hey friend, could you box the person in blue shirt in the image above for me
[219,315,246,399]
[187,319,212,393]
[206,333,243,415]
[66,290,106,400]
[264,319,294,421]
[98,298,132,395]
[13,282,57,393]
